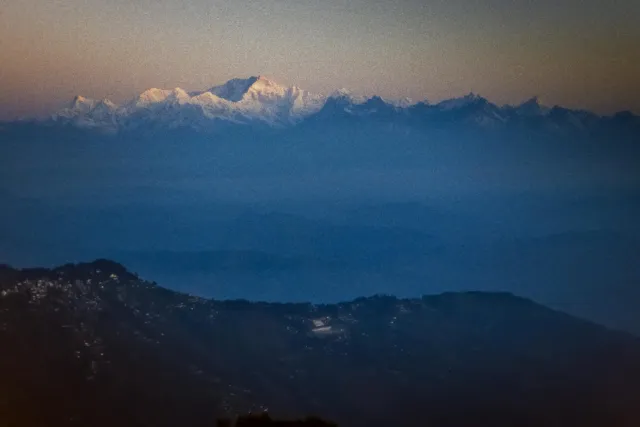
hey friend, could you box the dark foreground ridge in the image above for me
[218,413,337,427]
[1,260,640,427]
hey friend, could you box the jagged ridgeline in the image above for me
[5,75,638,137]
[1,260,640,427]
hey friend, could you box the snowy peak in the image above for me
[207,75,291,104]
[129,87,190,107]
[196,76,326,122]
[70,95,91,106]
[237,76,289,103]
[54,95,119,130]
[328,89,367,105]
[98,99,117,109]
[168,88,190,102]
[62,95,116,117]
[69,95,97,112]
[243,75,282,95]
[133,88,171,107]
[208,76,262,102]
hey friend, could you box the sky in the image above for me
[1,0,639,119]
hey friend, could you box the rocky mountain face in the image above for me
[1,260,640,427]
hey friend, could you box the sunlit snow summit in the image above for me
[50,76,639,135]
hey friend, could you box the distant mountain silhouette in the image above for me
[1,260,640,427]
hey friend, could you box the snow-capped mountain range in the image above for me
[50,76,638,134]
[55,76,326,130]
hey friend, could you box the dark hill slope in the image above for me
[1,260,639,427]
